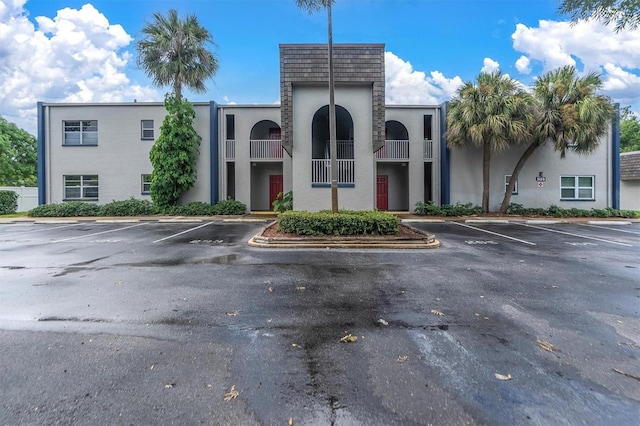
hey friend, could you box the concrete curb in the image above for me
[247,222,441,249]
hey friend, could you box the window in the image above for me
[505,175,518,194]
[560,176,594,200]
[226,114,235,140]
[64,175,98,200]
[141,120,154,140]
[63,120,98,145]
[141,174,152,194]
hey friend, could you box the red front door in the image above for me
[269,175,283,209]
[376,175,388,210]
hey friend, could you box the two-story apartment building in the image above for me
[37,44,621,212]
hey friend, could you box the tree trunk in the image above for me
[498,140,543,213]
[327,2,338,213]
[482,139,491,213]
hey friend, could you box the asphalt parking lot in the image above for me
[1,219,639,425]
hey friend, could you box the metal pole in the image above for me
[328,1,338,213]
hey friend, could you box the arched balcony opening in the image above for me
[250,120,282,160]
[311,105,354,185]
[376,120,409,160]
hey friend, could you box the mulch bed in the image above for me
[260,221,431,241]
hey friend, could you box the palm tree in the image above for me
[295,0,338,213]
[498,66,615,213]
[136,9,218,100]
[446,71,533,213]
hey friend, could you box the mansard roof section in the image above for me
[280,43,386,155]
[280,43,385,84]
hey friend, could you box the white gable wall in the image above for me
[449,127,613,211]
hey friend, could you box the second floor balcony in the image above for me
[224,139,284,161]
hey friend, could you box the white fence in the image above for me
[424,139,434,160]
[225,140,235,160]
[375,140,409,160]
[0,186,38,212]
[311,159,355,184]
[250,139,284,160]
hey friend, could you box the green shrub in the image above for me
[164,201,216,216]
[161,199,246,216]
[278,210,399,236]
[272,191,293,213]
[98,198,154,216]
[212,199,246,215]
[0,190,18,215]
[414,201,482,216]
[29,201,100,217]
[505,203,637,218]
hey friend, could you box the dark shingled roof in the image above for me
[620,151,640,180]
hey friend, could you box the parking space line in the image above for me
[51,222,148,243]
[152,221,213,243]
[579,223,640,235]
[449,221,536,245]
[2,223,83,236]
[515,223,633,247]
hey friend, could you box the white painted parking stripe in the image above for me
[51,222,148,243]
[449,221,536,245]
[579,223,640,235]
[2,222,83,236]
[515,223,633,247]
[153,221,213,243]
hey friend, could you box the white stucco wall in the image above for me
[449,128,614,211]
[384,106,441,209]
[44,102,211,205]
[620,180,640,210]
[291,84,374,212]
[217,105,285,211]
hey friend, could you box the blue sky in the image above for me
[1,0,639,134]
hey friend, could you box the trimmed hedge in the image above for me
[29,201,100,217]
[506,203,637,218]
[0,190,18,215]
[414,201,482,216]
[99,198,154,216]
[413,201,637,218]
[278,210,399,236]
[29,198,247,217]
[163,199,246,216]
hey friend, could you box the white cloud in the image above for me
[0,2,159,134]
[384,51,463,105]
[515,55,531,74]
[512,19,640,109]
[481,57,500,73]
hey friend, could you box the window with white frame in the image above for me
[560,176,594,200]
[64,175,99,200]
[141,120,154,140]
[63,120,98,145]
[505,175,518,194]
[141,174,152,194]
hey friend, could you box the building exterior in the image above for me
[620,151,640,210]
[37,44,622,212]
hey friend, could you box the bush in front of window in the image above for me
[0,190,18,215]
[29,201,100,217]
[98,198,154,216]
[414,201,482,216]
[211,199,246,215]
[161,199,246,216]
[505,203,637,218]
[278,210,399,236]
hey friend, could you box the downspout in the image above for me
[37,102,46,205]
[439,102,450,205]
[210,101,219,204]
[611,103,620,209]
